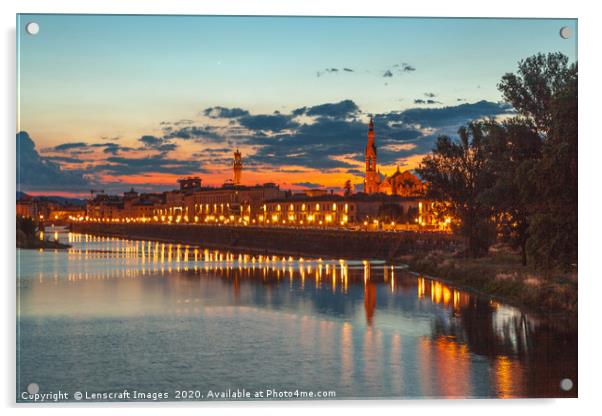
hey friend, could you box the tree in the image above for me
[417,122,496,257]
[343,180,353,196]
[480,118,542,265]
[498,52,577,270]
[498,52,575,135]
[378,203,402,223]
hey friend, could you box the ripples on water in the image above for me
[16,232,577,400]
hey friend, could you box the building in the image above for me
[80,127,448,231]
[363,117,425,197]
[259,192,437,229]
[152,183,284,225]
[233,149,243,186]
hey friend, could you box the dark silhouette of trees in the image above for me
[343,180,353,196]
[418,52,577,269]
[377,203,402,223]
[499,52,577,270]
[417,122,496,257]
[480,118,542,265]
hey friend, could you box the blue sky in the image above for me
[16,15,577,195]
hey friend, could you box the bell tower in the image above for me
[233,149,243,185]
[364,117,379,194]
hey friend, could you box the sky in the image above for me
[16,14,577,197]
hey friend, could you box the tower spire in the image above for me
[233,148,243,185]
[364,116,378,194]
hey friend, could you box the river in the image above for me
[16,232,577,401]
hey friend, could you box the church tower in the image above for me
[364,117,379,194]
[233,149,243,185]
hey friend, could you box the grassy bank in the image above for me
[400,250,577,319]
[16,216,71,250]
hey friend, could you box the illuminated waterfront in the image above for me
[17,232,576,400]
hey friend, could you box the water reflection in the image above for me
[17,233,577,399]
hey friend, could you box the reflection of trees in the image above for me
[182,260,576,398]
[427,283,577,398]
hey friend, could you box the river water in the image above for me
[17,232,577,401]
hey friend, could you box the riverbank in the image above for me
[70,222,576,321]
[16,233,71,250]
[71,222,459,260]
[400,250,577,321]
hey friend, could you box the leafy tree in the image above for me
[498,52,575,135]
[405,206,418,224]
[16,215,37,239]
[417,122,496,257]
[377,203,402,223]
[498,52,577,270]
[343,180,353,196]
[480,118,542,265]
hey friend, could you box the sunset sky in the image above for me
[16,14,577,197]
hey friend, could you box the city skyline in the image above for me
[17,15,577,196]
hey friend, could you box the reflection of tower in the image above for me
[364,282,377,326]
[233,149,243,185]
[364,117,379,194]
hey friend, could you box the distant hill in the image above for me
[16,191,87,206]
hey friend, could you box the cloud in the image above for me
[45,156,84,164]
[94,155,204,176]
[316,68,341,77]
[238,113,299,132]
[293,100,360,120]
[343,68,354,72]
[137,135,177,153]
[17,132,89,191]
[203,106,250,119]
[402,63,416,72]
[244,102,427,169]
[26,98,511,193]
[46,141,135,156]
[382,62,416,79]
[139,135,163,147]
[99,143,135,155]
[293,182,324,189]
[163,125,223,142]
[388,100,512,128]
[51,142,89,152]
[413,99,442,105]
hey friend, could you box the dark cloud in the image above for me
[245,104,426,169]
[316,67,355,77]
[390,63,416,75]
[17,132,89,191]
[44,156,84,164]
[163,125,223,142]
[46,141,134,156]
[388,100,512,128]
[383,70,393,78]
[96,143,135,155]
[139,135,163,147]
[413,99,442,105]
[203,106,250,119]
[424,92,437,98]
[402,63,416,72]
[346,168,364,176]
[238,114,299,132]
[94,155,204,176]
[51,142,88,152]
[293,182,324,189]
[293,100,360,120]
